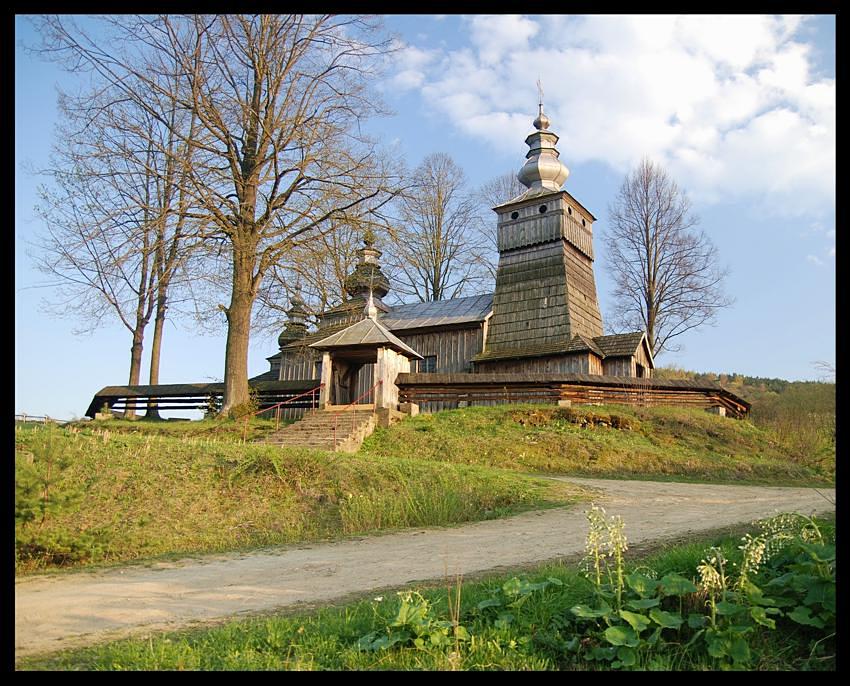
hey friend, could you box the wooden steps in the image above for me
[259,407,377,453]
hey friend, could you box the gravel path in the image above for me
[15,478,834,660]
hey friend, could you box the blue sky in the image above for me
[15,15,835,419]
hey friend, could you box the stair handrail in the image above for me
[255,383,326,433]
[196,383,324,441]
[333,379,382,450]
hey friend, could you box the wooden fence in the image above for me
[395,373,750,418]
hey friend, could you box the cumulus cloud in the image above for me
[388,14,835,216]
[807,255,824,266]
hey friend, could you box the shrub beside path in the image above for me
[15,478,835,660]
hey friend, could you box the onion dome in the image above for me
[277,292,309,348]
[517,104,570,192]
[344,230,390,300]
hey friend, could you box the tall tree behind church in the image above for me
[386,153,493,302]
[603,157,733,357]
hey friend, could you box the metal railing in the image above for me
[333,379,382,450]
[242,384,325,442]
[15,414,70,425]
[193,384,324,442]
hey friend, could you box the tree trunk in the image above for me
[220,247,257,415]
[125,333,144,419]
[144,299,166,419]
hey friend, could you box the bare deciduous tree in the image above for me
[34,14,402,414]
[475,171,526,280]
[604,157,733,357]
[31,77,200,418]
[385,153,492,302]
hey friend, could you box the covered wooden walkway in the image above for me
[85,380,318,418]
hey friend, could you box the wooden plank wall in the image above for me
[477,353,597,374]
[602,357,635,377]
[396,379,748,418]
[398,326,485,373]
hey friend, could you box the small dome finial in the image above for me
[364,288,378,321]
[533,78,550,130]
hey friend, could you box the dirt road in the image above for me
[15,478,834,659]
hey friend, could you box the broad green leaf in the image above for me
[799,542,835,564]
[626,572,658,598]
[454,625,470,641]
[658,574,697,597]
[430,630,449,647]
[729,636,751,664]
[687,613,708,629]
[616,646,637,666]
[749,606,776,629]
[356,632,379,651]
[705,636,727,659]
[476,598,502,611]
[571,603,612,619]
[546,576,564,586]
[788,606,826,628]
[804,579,834,608]
[413,637,425,650]
[715,601,746,616]
[565,636,580,652]
[619,609,652,633]
[591,645,618,660]
[604,625,640,647]
[626,598,661,610]
[649,607,684,629]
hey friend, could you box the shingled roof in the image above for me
[309,317,423,359]
[381,293,493,331]
[593,332,652,359]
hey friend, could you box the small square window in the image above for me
[418,355,437,373]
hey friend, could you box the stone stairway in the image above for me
[259,405,377,453]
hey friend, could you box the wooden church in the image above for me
[87,107,749,421]
[257,105,654,405]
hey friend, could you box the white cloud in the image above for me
[807,255,824,266]
[387,14,835,216]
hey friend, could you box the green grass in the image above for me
[15,401,832,575]
[361,404,833,485]
[15,423,585,574]
[20,518,834,671]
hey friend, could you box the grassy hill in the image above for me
[14,421,583,574]
[361,403,833,484]
[16,382,833,575]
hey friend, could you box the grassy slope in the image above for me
[20,517,835,671]
[15,423,583,574]
[16,400,832,574]
[361,404,833,485]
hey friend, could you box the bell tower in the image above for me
[476,103,603,363]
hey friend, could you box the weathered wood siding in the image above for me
[486,241,572,352]
[488,192,603,355]
[602,357,635,377]
[634,340,653,378]
[476,352,599,375]
[395,373,749,418]
[563,246,604,339]
[396,326,485,373]
[277,349,319,381]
